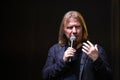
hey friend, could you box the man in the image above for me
[42,11,112,80]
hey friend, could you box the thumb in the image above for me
[95,44,98,51]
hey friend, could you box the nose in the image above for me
[72,27,77,34]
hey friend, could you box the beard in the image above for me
[72,37,82,48]
[75,36,82,43]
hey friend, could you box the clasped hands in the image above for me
[63,40,99,62]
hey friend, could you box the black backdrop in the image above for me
[1,0,119,80]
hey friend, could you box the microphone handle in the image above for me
[69,40,73,62]
[70,40,73,47]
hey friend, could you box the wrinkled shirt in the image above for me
[42,44,112,80]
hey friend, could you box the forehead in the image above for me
[67,18,79,22]
[64,18,81,26]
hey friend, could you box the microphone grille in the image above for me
[70,35,76,41]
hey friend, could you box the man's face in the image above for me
[64,18,83,43]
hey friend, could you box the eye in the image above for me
[66,26,73,29]
[75,26,81,29]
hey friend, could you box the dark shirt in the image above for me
[42,44,112,80]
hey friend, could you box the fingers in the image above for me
[83,42,90,49]
[87,40,94,47]
[82,40,97,54]
[82,48,87,54]
[82,46,89,52]
[66,47,76,55]
[83,40,93,47]
[67,47,76,52]
[82,41,92,53]
[82,40,99,61]
[63,47,76,62]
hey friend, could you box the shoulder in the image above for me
[97,44,105,53]
[50,43,61,49]
[49,43,64,51]
[90,41,105,52]
[48,43,65,57]
[95,44,108,59]
[91,43,106,55]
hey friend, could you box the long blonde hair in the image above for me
[58,11,88,46]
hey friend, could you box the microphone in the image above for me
[69,34,76,62]
[70,34,76,47]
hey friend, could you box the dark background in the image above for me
[1,0,119,80]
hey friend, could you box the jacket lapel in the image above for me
[58,45,67,60]
[79,52,88,80]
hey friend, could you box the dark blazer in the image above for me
[42,44,112,80]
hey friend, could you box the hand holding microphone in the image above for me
[63,34,76,62]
